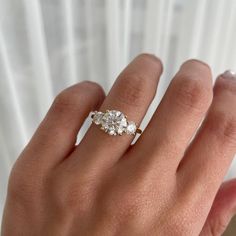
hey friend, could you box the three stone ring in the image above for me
[91,110,142,136]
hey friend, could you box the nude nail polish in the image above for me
[221,70,236,79]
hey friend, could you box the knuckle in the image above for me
[52,81,104,112]
[174,75,212,113]
[80,80,105,97]
[53,89,75,112]
[207,110,236,147]
[138,53,163,69]
[182,59,212,73]
[116,74,155,107]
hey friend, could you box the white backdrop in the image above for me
[0,0,236,219]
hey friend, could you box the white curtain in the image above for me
[1,0,236,218]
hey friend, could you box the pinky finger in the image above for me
[200,178,236,236]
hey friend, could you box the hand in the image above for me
[2,54,236,236]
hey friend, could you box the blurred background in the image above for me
[0,0,236,234]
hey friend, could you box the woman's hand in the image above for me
[2,54,236,235]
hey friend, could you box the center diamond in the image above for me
[101,110,127,135]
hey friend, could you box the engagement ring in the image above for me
[91,110,142,136]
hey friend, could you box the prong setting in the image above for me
[91,110,141,136]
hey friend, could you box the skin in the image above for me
[1,54,236,235]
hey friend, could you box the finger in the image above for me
[200,178,236,236]
[178,71,236,206]
[70,54,163,169]
[20,81,105,169]
[132,59,212,174]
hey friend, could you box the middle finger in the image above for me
[133,60,213,174]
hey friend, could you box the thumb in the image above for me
[200,178,236,236]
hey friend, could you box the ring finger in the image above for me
[69,54,163,170]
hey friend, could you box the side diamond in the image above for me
[126,121,137,135]
[92,111,104,125]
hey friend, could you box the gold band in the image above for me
[136,128,142,134]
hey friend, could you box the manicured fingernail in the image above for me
[221,70,236,79]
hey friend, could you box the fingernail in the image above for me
[221,70,236,79]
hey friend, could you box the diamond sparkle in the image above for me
[126,121,137,135]
[92,110,138,136]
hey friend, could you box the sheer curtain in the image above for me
[0,0,236,218]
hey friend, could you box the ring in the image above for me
[91,110,142,136]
